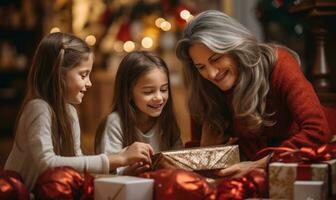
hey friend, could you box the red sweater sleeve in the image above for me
[272,48,331,148]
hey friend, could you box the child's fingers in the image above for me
[134,164,150,174]
[140,145,153,164]
[146,144,154,156]
[139,151,151,164]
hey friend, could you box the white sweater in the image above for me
[97,112,182,174]
[98,111,182,154]
[4,99,109,191]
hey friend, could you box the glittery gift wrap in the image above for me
[151,145,240,171]
[268,162,329,199]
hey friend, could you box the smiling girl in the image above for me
[4,33,153,190]
[95,51,182,175]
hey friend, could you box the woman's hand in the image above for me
[108,142,154,170]
[122,162,151,176]
[214,155,270,178]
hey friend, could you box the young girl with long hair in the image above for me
[95,51,182,175]
[5,32,153,190]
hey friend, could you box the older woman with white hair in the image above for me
[176,10,331,178]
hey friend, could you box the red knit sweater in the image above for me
[190,47,332,160]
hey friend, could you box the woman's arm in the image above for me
[216,154,272,178]
[272,48,331,148]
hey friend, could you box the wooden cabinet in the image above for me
[289,0,336,107]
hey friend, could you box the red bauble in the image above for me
[140,169,216,200]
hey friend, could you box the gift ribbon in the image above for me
[257,142,336,163]
[257,142,336,197]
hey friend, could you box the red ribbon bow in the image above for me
[257,142,336,163]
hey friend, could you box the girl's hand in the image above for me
[120,142,154,166]
[123,162,151,176]
[214,155,270,178]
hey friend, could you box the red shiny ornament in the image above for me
[80,172,95,200]
[0,170,29,200]
[33,166,84,200]
[216,169,267,200]
[140,169,216,200]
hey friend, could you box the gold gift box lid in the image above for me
[151,145,240,171]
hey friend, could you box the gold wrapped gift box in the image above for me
[151,145,240,171]
[268,162,329,199]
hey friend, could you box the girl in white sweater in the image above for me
[95,51,182,175]
[4,32,153,190]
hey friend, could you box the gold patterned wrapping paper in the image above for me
[268,162,329,200]
[151,145,240,171]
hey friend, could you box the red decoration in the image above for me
[174,5,189,29]
[116,21,131,42]
[140,169,216,200]
[33,166,95,200]
[80,172,95,200]
[216,169,268,200]
[257,142,336,163]
[0,170,29,200]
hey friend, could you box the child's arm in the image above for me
[25,100,110,174]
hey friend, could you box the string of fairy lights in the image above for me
[49,9,194,53]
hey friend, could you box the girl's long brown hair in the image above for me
[95,51,180,152]
[15,32,92,156]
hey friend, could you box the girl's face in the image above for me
[132,68,169,119]
[65,53,93,104]
[189,43,238,92]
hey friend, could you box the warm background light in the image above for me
[85,35,96,46]
[155,17,165,28]
[123,40,135,52]
[160,21,171,31]
[50,27,61,33]
[180,10,191,20]
[141,36,153,49]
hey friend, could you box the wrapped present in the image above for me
[94,176,154,200]
[151,145,240,172]
[269,162,328,199]
[294,181,325,200]
[262,143,336,199]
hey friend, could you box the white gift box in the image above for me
[94,176,154,200]
[294,181,325,200]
